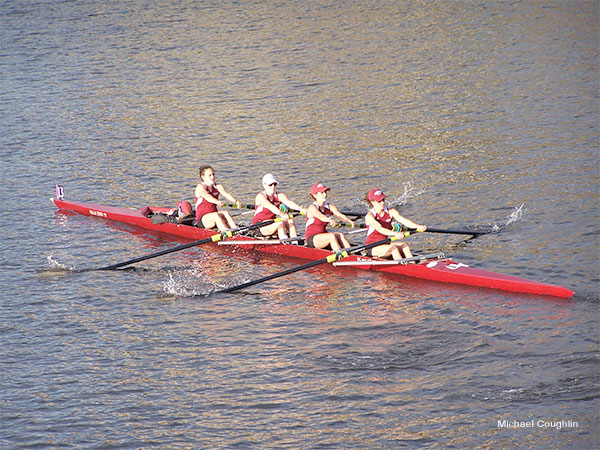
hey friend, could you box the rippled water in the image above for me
[1,1,598,449]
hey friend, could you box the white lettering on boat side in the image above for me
[446,262,469,270]
[89,210,107,218]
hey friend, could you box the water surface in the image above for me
[1,1,598,449]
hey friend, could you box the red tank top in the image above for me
[195,183,219,221]
[365,207,393,244]
[305,202,331,239]
[252,192,281,224]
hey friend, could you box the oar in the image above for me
[334,221,487,236]
[337,209,364,218]
[223,203,354,217]
[224,203,488,235]
[214,233,411,294]
[92,219,279,271]
[218,237,302,245]
[405,226,488,236]
[224,202,255,210]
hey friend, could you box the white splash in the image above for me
[46,255,72,271]
[506,203,524,227]
[388,181,424,208]
[161,266,212,297]
[487,204,524,233]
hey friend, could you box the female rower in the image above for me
[364,188,426,259]
[253,174,305,239]
[305,182,355,251]
[195,165,242,231]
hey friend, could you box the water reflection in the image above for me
[4,0,597,448]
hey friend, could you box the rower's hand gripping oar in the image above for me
[91,218,281,271]
[214,233,412,294]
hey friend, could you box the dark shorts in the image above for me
[306,235,332,250]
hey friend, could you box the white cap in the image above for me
[262,173,278,186]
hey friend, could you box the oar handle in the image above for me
[334,222,366,229]
[335,223,408,232]
[224,203,255,210]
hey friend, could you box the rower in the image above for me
[195,165,242,232]
[252,174,305,240]
[364,188,426,259]
[144,200,195,225]
[305,182,355,251]
[170,201,193,224]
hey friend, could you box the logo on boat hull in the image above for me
[89,210,107,218]
[426,261,470,270]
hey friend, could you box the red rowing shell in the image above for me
[51,197,575,299]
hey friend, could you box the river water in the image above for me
[1,1,598,449]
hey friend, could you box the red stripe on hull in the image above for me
[52,198,574,299]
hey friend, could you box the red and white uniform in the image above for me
[305,202,331,240]
[365,207,393,244]
[195,183,219,222]
[252,192,281,224]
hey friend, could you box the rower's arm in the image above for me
[330,204,354,226]
[278,193,305,214]
[390,209,426,231]
[217,184,241,207]
[307,204,329,222]
[195,184,220,204]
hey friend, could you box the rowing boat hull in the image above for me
[51,198,575,299]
